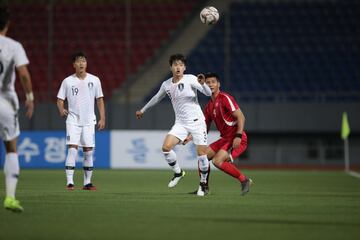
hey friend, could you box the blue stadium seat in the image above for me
[182,0,360,102]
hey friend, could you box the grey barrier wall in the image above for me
[19,102,360,132]
[18,102,360,166]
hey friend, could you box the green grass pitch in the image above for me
[0,169,359,240]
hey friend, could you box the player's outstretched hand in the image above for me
[182,134,193,145]
[25,100,34,119]
[98,118,105,130]
[197,73,205,85]
[136,110,143,119]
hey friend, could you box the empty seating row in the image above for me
[9,1,196,101]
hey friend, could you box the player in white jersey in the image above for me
[57,51,105,191]
[136,54,212,196]
[0,6,34,212]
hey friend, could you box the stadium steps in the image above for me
[112,0,229,104]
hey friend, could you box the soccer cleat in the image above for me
[82,183,97,191]
[66,183,75,191]
[241,178,253,196]
[168,170,185,188]
[196,182,209,197]
[189,183,209,195]
[4,196,23,213]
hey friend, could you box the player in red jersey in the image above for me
[184,72,252,195]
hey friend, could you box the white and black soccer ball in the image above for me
[200,6,219,25]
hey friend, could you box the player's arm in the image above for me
[96,97,105,130]
[136,83,166,119]
[56,80,68,118]
[17,65,34,119]
[192,74,212,96]
[232,108,245,149]
[56,98,68,118]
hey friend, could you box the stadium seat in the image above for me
[184,0,360,102]
[9,1,196,101]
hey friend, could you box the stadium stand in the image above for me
[8,1,196,101]
[185,0,360,102]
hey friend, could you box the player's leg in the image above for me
[3,139,23,212]
[194,144,210,196]
[213,149,247,181]
[189,146,215,195]
[81,125,96,190]
[162,134,185,187]
[65,124,81,190]
[65,145,78,190]
[191,122,210,196]
[1,101,23,212]
[213,137,252,195]
[163,124,186,187]
[230,133,252,195]
[82,147,96,190]
[205,147,216,185]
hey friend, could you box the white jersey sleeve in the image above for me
[57,79,67,100]
[0,36,29,110]
[140,82,166,113]
[190,75,212,96]
[14,42,29,67]
[95,77,104,99]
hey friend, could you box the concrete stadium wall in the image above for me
[21,102,360,132]
[13,102,360,168]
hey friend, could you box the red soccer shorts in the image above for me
[209,132,248,159]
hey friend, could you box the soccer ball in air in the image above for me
[200,6,219,25]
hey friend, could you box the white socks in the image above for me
[65,148,94,186]
[163,150,181,174]
[65,148,78,185]
[198,154,209,183]
[4,153,19,198]
[83,151,94,185]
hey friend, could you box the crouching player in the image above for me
[184,72,252,196]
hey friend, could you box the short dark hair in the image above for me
[0,6,10,31]
[204,72,220,81]
[72,51,86,62]
[169,54,186,66]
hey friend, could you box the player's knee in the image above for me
[197,150,207,156]
[212,158,223,168]
[162,145,172,152]
[196,146,207,156]
[4,140,17,153]
[68,145,78,150]
[207,152,214,161]
[83,147,93,152]
[197,148,207,156]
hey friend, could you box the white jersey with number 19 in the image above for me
[57,73,104,126]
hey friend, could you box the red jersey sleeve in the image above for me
[221,93,239,113]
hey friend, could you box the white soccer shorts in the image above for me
[168,120,207,146]
[0,97,20,141]
[66,123,95,147]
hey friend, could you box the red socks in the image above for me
[219,162,246,182]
